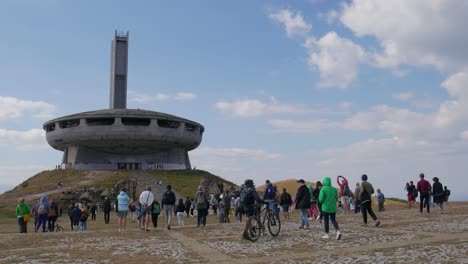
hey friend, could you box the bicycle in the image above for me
[55,220,64,232]
[245,200,281,242]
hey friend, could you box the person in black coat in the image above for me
[295,179,311,230]
[432,177,445,213]
[102,197,111,224]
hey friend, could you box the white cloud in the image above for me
[128,91,197,104]
[174,92,197,101]
[305,32,368,89]
[215,97,313,118]
[269,9,312,38]
[0,129,47,151]
[268,119,336,133]
[190,147,281,183]
[193,147,280,160]
[392,92,414,101]
[340,1,468,71]
[0,96,55,121]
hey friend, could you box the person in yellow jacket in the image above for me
[16,198,30,233]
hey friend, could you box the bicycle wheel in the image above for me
[267,212,281,237]
[246,216,261,242]
[55,225,64,232]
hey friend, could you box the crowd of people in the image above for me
[14,172,452,242]
[404,173,451,214]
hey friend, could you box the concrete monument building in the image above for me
[43,31,204,170]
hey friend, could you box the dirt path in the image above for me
[0,203,467,263]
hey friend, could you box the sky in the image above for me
[1,0,467,200]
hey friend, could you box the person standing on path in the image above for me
[222,190,232,223]
[35,195,49,232]
[360,174,381,227]
[16,197,30,233]
[117,188,130,232]
[417,173,432,215]
[337,176,351,214]
[195,186,208,227]
[139,186,154,231]
[102,197,111,224]
[150,200,161,229]
[376,189,385,212]
[295,179,311,230]
[319,177,341,240]
[161,185,176,230]
[184,197,191,217]
[432,177,445,213]
[279,188,292,220]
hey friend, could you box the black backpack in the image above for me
[240,187,255,208]
[280,192,291,205]
[343,184,351,196]
[163,191,176,205]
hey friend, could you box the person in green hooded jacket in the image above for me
[318,177,341,240]
[16,197,30,233]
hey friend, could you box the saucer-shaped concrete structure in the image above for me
[43,32,204,170]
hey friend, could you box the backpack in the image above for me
[163,191,176,205]
[412,188,418,198]
[48,207,57,217]
[342,184,351,196]
[240,187,255,208]
[152,203,161,214]
[264,185,276,200]
[280,193,291,205]
[38,203,46,214]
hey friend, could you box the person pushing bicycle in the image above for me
[241,179,267,239]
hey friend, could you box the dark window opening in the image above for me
[117,163,141,170]
[122,118,150,126]
[86,118,115,126]
[157,119,180,129]
[59,119,80,129]
[185,123,196,132]
[45,123,55,132]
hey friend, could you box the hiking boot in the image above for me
[336,231,341,240]
[304,226,310,231]
[375,220,381,227]
[322,234,330,239]
[298,225,304,229]
[167,225,171,230]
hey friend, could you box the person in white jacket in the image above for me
[139,186,154,231]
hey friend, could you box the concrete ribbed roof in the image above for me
[43,108,204,128]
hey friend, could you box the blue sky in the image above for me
[1,1,467,201]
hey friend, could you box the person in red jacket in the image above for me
[416,173,432,214]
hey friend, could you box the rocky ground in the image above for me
[0,202,467,263]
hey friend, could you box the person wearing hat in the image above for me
[295,179,311,230]
[360,174,380,227]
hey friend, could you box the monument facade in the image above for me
[43,31,204,170]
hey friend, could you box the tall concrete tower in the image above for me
[109,31,129,109]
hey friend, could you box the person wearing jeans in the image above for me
[162,185,176,230]
[295,179,311,230]
[318,176,341,240]
[417,173,432,214]
[195,186,208,227]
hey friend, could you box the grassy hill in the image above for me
[0,169,235,218]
